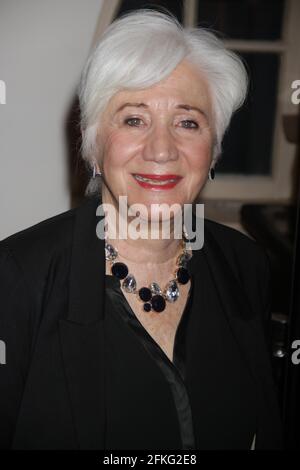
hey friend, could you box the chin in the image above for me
[127,194,184,223]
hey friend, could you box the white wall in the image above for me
[0,0,103,239]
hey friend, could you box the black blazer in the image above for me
[0,194,283,449]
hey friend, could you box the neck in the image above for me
[101,187,184,267]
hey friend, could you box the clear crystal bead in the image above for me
[150,282,162,295]
[164,280,179,302]
[105,243,118,261]
[122,274,137,293]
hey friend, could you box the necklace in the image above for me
[105,231,193,313]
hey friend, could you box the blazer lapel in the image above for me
[59,194,106,450]
[202,220,282,449]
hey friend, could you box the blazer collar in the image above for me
[67,193,105,324]
[59,194,106,449]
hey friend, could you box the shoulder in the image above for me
[203,218,271,313]
[0,205,77,262]
[204,217,269,270]
[0,195,101,295]
[204,217,260,251]
[0,204,80,299]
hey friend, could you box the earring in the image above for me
[182,223,191,242]
[208,167,215,181]
[93,164,102,178]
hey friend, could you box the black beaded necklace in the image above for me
[105,234,192,313]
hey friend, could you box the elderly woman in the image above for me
[0,10,282,450]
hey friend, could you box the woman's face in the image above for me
[96,60,214,221]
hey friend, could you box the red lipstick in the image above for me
[132,173,182,191]
[134,174,181,180]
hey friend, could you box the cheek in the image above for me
[186,138,212,173]
[101,131,141,170]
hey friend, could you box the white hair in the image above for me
[78,9,248,193]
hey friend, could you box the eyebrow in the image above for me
[115,102,209,122]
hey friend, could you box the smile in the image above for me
[132,173,182,189]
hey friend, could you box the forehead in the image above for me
[106,60,211,113]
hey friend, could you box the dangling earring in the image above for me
[208,167,215,181]
[93,163,102,178]
[182,223,190,242]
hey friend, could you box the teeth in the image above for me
[134,174,177,185]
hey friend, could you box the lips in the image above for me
[132,173,182,190]
[133,174,182,181]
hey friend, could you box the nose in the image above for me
[142,123,179,164]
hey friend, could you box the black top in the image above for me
[103,247,257,450]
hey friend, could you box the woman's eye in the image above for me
[123,117,199,129]
[180,120,199,129]
[124,117,143,127]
